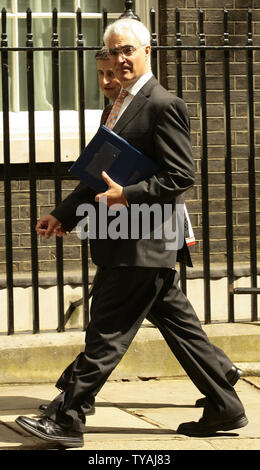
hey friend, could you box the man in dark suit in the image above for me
[16,18,247,448]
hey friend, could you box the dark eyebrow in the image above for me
[111,44,134,50]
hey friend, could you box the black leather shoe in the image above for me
[226,366,243,386]
[39,403,95,416]
[177,413,248,437]
[15,416,83,448]
[195,366,243,408]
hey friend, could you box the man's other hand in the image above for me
[35,214,67,239]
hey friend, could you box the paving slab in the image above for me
[207,438,260,450]
[243,376,260,389]
[0,423,37,449]
[96,378,260,441]
[0,378,259,451]
[78,438,215,450]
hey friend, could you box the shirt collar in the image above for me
[124,70,153,96]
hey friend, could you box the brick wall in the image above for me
[0,179,85,275]
[159,0,260,267]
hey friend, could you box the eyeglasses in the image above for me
[108,45,143,58]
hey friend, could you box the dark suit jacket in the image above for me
[52,76,194,268]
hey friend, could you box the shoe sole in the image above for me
[178,415,248,437]
[217,415,248,433]
[15,417,83,448]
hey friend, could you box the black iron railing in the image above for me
[0,4,259,335]
[152,7,260,325]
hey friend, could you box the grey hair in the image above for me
[103,18,151,48]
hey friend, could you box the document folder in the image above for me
[69,125,159,193]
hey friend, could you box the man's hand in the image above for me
[95,171,127,208]
[35,214,67,239]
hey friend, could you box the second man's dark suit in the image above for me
[47,76,245,431]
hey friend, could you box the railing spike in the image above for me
[248,7,253,45]
[1,7,7,46]
[52,8,58,47]
[119,0,140,21]
[223,8,229,45]
[76,7,84,46]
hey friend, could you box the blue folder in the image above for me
[69,125,159,193]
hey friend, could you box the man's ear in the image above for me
[145,45,151,58]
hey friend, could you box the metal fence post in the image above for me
[76,8,90,330]
[26,8,40,333]
[223,8,235,323]
[199,9,211,323]
[150,8,158,79]
[175,8,187,296]
[1,8,14,334]
[52,8,65,332]
[247,8,258,321]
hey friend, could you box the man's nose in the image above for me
[103,76,111,85]
[115,53,125,64]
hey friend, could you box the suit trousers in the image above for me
[46,266,245,432]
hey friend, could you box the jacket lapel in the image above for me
[112,76,158,135]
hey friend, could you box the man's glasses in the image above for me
[108,45,143,58]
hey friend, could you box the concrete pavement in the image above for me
[0,321,260,452]
[0,376,259,451]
